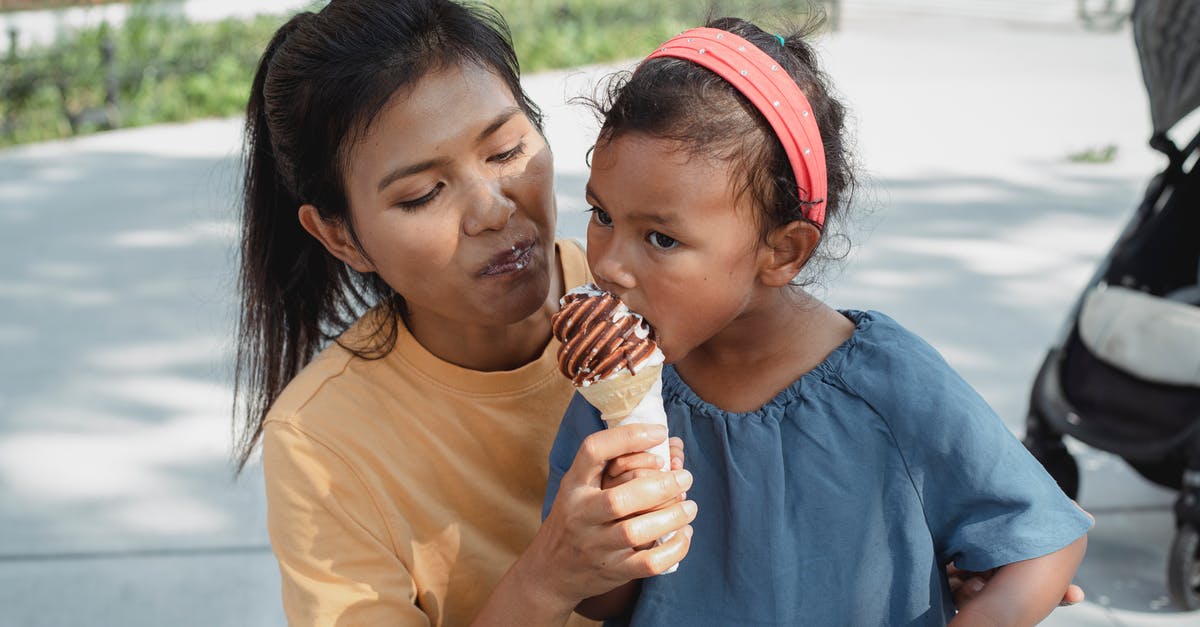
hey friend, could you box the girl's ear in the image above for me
[758,220,821,287]
[297,204,376,273]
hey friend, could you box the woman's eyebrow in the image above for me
[376,108,524,193]
[377,157,449,193]
[476,107,523,142]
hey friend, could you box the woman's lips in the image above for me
[480,239,537,277]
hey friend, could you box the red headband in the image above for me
[644,27,827,226]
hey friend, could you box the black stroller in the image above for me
[1021,0,1200,611]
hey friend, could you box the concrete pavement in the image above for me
[2,8,1197,626]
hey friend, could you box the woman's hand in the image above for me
[950,501,1091,609]
[603,436,686,488]
[601,437,686,552]
[948,564,1085,607]
[526,425,696,614]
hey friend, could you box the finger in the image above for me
[952,576,987,606]
[607,452,665,477]
[1059,584,1085,606]
[568,424,669,487]
[611,499,698,549]
[597,469,693,521]
[601,468,655,491]
[625,524,693,578]
[669,437,685,470]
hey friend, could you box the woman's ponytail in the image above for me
[233,12,333,472]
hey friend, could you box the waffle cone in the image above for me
[578,363,663,424]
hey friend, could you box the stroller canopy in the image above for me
[1133,0,1200,136]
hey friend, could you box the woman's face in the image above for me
[341,62,556,329]
[585,133,769,363]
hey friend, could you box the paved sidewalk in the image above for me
[1,9,1197,626]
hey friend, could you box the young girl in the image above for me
[544,16,1091,626]
[235,1,694,624]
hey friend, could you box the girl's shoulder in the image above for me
[834,310,997,429]
[834,309,953,378]
[829,309,971,398]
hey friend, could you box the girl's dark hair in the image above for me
[234,0,543,471]
[590,14,855,278]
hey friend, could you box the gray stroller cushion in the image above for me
[1079,284,1200,387]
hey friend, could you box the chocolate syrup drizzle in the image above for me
[551,289,659,386]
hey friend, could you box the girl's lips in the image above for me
[480,239,537,277]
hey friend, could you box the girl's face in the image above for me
[585,133,771,363]
[340,62,556,329]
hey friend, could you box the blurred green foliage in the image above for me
[0,4,286,146]
[0,0,814,147]
[496,0,812,72]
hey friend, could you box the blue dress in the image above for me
[544,310,1091,626]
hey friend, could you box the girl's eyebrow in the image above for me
[584,186,604,206]
[376,107,524,193]
[585,186,677,227]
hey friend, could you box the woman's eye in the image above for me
[490,142,526,164]
[648,231,678,250]
[396,183,443,209]
[587,206,612,226]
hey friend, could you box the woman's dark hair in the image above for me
[589,14,855,279]
[234,0,543,471]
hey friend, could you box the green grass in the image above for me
[0,0,815,147]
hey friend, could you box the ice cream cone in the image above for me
[578,363,664,425]
[551,284,679,573]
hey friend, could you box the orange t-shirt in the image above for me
[263,241,595,626]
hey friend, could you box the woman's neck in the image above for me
[674,290,855,413]
[409,311,554,372]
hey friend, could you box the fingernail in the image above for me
[684,525,694,538]
[674,469,693,489]
[682,500,697,517]
[968,579,984,593]
[653,455,665,469]
[643,425,667,439]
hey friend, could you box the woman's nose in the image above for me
[462,175,515,236]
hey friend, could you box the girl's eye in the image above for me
[648,232,678,250]
[587,206,612,226]
[396,182,443,210]
[490,142,526,164]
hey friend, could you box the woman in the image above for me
[235,1,692,624]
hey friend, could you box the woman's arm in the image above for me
[950,534,1088,626]
[575,582,639,621]
[472,425,695,626]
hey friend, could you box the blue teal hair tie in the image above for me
[774,34,786,46]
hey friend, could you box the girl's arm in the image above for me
[472,426,695,626]
[950,534,1088,627]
